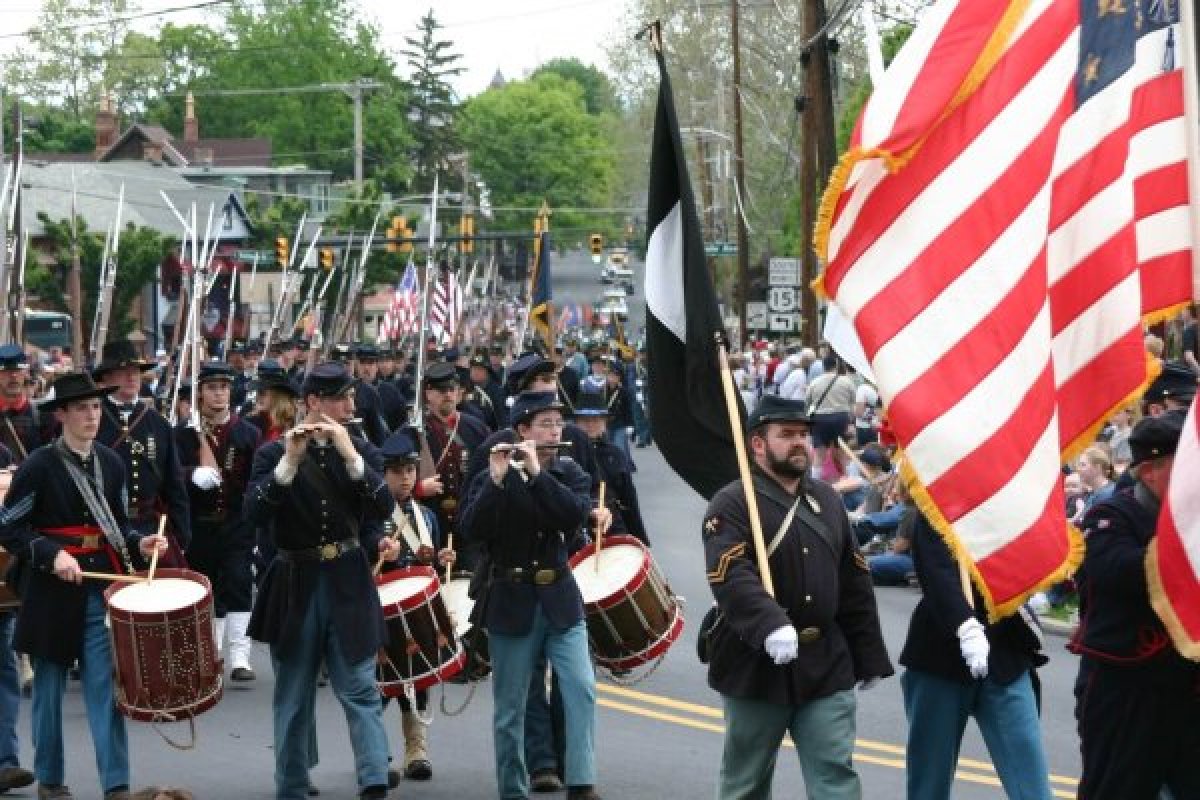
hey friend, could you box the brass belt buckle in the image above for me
[533,568,557,586]
[319,543,340,561]
[797,626,821,644]
[81,534,100,549]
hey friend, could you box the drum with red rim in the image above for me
[104,568,223,722]
[570,535,685,671]
[376,566,465,694]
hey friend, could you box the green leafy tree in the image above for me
[34,213,172,342]
[401,9,464,191]
[532,58,619,116]
[460,73,617,234]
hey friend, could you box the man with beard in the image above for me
[0,345,47,463]
[175,363,262,683]
[703,395,892,799]
[416,363,490,569]
[92,341,191,567]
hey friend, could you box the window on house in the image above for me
[313,183,329,214]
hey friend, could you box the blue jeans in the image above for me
[718,690,860,799]
[31,588,129,792]
[0,612,20,770]
[490,608,595,798]
[868,553,913,586]
[270,573,389,800]
[524,658,562,774]
[902,668,1052,800]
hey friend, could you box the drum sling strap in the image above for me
[53,438,134,574]
[393,501,432,555]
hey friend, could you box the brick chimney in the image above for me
[144,141,164,163]
[183,91,199,144]
[94,90,117,158]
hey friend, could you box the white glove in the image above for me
[191,466,222,490]
[857,677,881,691]
[764,625,799,665]
[957,618,990,679]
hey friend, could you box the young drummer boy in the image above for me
[378,428,456,782]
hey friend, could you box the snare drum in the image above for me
[570,535,685,671]
[104,568,223,722]
[376,566,465,695]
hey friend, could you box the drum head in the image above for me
[378,570,436,611]
[107,577,207,613]
[442,576,474,638]
[573,543,647,605]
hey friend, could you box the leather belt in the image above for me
[39,527,104,552]
[797,626,822,645]
[279,538,360,563]
[501,566,568,586]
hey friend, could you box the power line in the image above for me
[0,0,234,41]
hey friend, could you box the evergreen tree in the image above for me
[401,9,464,192]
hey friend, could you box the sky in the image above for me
[0,0,628,99]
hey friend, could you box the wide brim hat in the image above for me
[39,371,118,410]
[510,390,565,427]
[747,394,812,431]
[92,340,154,376]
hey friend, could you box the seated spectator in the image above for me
[855,443,894,514]
[868,505,916,586]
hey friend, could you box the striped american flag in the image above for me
[377,260,419,344]
[429,267,463,344]
[817,0,1196,616]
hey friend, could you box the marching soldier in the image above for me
[330,345,389,447]
[378,428,455,781]
[92,341,192,567]
[572,391,648,544]
[175,363,263,683]
[355,344,407,433]
[0,371,169,800]
[703,395,892,798]
[246,362,398,800]
[226,342,251,409]
[464,352,501,430]
[415,362,490,570]
[0,345,48,463]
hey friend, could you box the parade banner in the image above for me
[529,231,553,347]
[815,0,1195,617]
[1148,396,1200,660]
[643,40,743,501]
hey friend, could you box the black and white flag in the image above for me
[643,42,743,501]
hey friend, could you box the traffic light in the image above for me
[460,214,474,255]
[319,248,335,271]
[386,215,412,254]
[274,236,289,265]
[589,233,603,264]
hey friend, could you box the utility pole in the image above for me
[800,0,838,346]
[731,0,750,349]
[347,78,383,196]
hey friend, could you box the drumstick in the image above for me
[147,515,167,583]
[81,571,148,584]
[595,482,607,571]
[444,534,453,584]
[373,552,385,578]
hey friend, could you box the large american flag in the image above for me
[377,260,419,344]
[817,0,1196,617]
[429,266,463,344]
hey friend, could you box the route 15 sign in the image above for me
[767,286,798,313]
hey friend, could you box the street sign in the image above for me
[705,242,737,256]
[769,312,800,333]
[235,250,274,264]
[768,257,801,286]
[746,302,768,329]
[767,286,798,313]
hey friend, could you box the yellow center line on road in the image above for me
[596,682,1079,794]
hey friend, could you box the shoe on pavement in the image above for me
[567,787,602,800]
[358,785,388,800]
[387,769,401,788]
[230,666,256,682]
[404,759,432,781]
[530,769,563,792]
[306,781,320,796]
[103,789,131,800]
[0,766,34,791]
[37,785,74,800]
